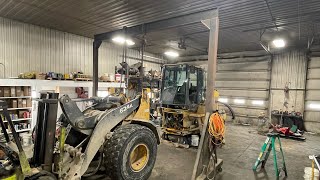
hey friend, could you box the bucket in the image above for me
[115,74,121,82]
[191,135,199,147]
[20,133,32,147]
[304,167,319,180]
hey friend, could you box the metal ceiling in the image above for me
[0,0,320,56]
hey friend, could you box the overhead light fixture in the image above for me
[112,36,135,46]
[125,39,135,46]
[252,100,264,105]
[272,38,285,48]
[234,99,245,104]
[218,98,228,103]
[164,51,179,58]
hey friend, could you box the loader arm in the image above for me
[60,95,141,178]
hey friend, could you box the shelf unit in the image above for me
[0,129,31,135]
[0,85,32,135]
[0,96,32,99]
[1,107,32,111]
[3,118,32,122]
[0,79,125,132]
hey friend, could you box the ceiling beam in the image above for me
[94,8,218,41]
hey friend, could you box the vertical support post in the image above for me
[93,40,102,97]
[43,93,59,172]
[140,40,145,76]
[192,15,219,180]
[205,18,219,113]
[33,93,48,166]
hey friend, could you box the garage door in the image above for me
[304,55,320,133]
[216,52,271,124]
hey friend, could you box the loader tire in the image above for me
[104,124,157,180]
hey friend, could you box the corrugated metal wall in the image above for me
[304,50,320,133]
[270,50,307,113]
[0,17,164,78]
[216,52,271,124]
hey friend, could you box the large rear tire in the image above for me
[104,124,157,180]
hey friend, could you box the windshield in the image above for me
[162,65,188,105]
[163,65,187,88]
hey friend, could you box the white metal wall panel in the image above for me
[218,90,269,99]
[216,71,269,80]
[216,53,271,123]
[0,17,164,78]
[271,50,307,89]
[218,61,269,71]
[306,90,320,101]
[306,80,320,89]
[304,55,320,133]
[216,81,269,89]
[270,50,307,114]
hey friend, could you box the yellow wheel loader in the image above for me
[0,88,159,180]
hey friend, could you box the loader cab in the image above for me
[161,64,205,109]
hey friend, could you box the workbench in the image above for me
[271,113,306,131]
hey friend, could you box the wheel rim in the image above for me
[129,143,149,172]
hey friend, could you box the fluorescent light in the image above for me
[97,91,109,97]
[273,38,285,48]
[125,39,135,46]
[309,103,320,110]
[112,36,126,44]
[252,100,264,105]
[112,36,135,46]
[164,51,179,58]
[218,98,228,103]
[234,99,245,104]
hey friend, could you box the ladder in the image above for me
[253,133,288,178]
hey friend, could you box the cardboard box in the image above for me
[22,99,27,108]
[16,86,23,97]
[10,87,16,97]
[23,87,29,96]
[3,87,10,97]
[26,99,32,107]
[12,100,18,108]
[18,98,23,108]
[0,87,3,97]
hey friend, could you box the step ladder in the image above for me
[253,133,288,178]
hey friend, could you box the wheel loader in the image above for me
[160,64,206,144]
[0,88,160,180]
[160,64,234,145]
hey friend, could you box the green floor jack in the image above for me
[253,133,288,178]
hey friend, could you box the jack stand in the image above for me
[253,133,288,178]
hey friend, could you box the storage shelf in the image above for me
[0,128,31,135]
[0,107,32,111]
[0,96,31,99]
[3,118,32,122]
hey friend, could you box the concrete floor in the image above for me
[150,124,320,180]
[85,123,320,180]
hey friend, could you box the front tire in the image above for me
[104,124,157,180]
